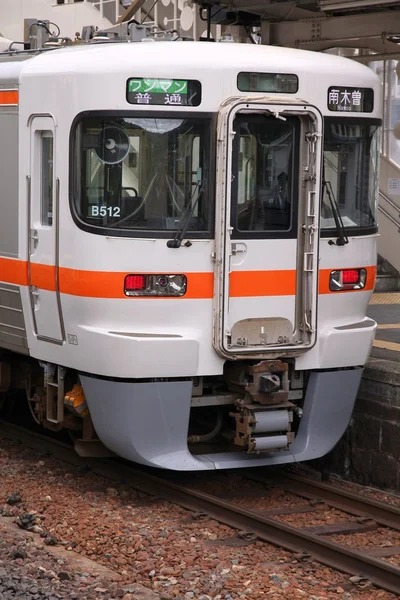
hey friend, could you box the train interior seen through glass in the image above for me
[72,115,379,237]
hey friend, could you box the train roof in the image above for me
[1,41,378,86]
[0,41,381,118]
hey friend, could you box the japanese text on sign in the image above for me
[327,86,374,113]
[388,178,400,195]
[128,79,188,95]
[126,78,202,107]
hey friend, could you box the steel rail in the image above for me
[1,423,400,595]
[112,463,400,595]
[248,472,400,530]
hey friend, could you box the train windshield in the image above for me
[72,116,211,235]
[322,119,380,233]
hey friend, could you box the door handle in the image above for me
[31,286,39,307]
[231,244,246,256]
[30,229,39,254]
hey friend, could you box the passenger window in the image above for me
[41,133,53,226]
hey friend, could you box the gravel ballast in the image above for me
[0,434,399,600]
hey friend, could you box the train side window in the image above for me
[41,132,54,227]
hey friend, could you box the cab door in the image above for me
[28,116,64,343]
[213,100,322,357]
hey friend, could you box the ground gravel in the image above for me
[0,519,150,600]
[0,435,399,600]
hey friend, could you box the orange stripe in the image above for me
[0,90,18,105]
[0,258,376,298]
[0,257,28,286]
[319,266,376,294]
[230,270,296,297]
[58,267,214,299]
[30,263,56,292]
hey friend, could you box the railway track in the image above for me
[249,471,400,530]
[1,421,399,596]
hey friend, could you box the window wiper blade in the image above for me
[166,182,203,248]
[323,179,349,247]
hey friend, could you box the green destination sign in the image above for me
[126,77,201,107]
[128,78,188,95]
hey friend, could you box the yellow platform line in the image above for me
[377,323,400,329]
[373,339,400,351]
[370,293,400,305]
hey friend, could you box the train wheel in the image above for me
[25,386,45,426]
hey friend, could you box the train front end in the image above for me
[20,41,382,469]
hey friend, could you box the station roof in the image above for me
[206,0,400,58]
[120,0,400,58]
[199,0,400,21]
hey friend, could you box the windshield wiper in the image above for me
[322,179,349,247]
[166,181,204,248]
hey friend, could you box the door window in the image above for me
[40,132,54,227]
[231,115,299,238]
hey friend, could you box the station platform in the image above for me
[368,292,400,361]
[320,291,400,491]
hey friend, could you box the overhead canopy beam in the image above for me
[118,0,400,56]
[266,9,400,53]
[287,38,400,54]
[209,0,313,19]
[354,51,400,61]
[319,0,400,11]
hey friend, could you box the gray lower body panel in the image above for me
[80,368,362,471]
[0,283,29,355]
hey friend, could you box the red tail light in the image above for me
[329,268,367,291]
[124,274,187,297]
[125,275,146,291]
[342,269,360,284]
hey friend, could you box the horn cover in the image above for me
[96,126,130,164]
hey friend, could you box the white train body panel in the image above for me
[0,40,382,469]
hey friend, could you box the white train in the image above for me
[0,25,381,469]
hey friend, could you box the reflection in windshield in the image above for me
[73,116,210,234]
[322,178,348,246]
[322,120,380,230]
[125,118,184,134]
